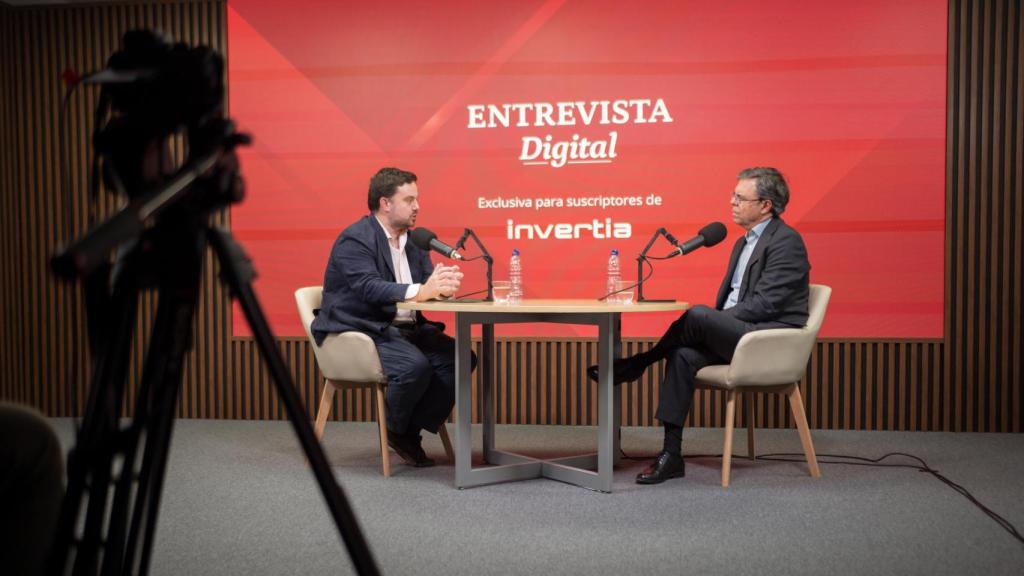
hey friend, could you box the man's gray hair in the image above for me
[737,166,789,217]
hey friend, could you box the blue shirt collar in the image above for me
[747,217,773,241]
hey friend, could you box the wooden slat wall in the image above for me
[0,0,1020,432]
[1,3,12,410]
[947,0,1023,433]
[0,1,229,421]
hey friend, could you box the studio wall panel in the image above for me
[0,1,229,421]
[1,4,14,407]
[0,0,1020,432]
[946,0,1023,432]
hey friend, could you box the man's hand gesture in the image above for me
[417,264,463,301]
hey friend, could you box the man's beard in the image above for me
[390,214,415,232]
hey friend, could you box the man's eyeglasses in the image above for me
[731,193,763,205]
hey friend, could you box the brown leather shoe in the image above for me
[635,451,685,484]
[387,432,435,467]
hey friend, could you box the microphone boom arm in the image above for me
[455,228,494,301]
[636,227,676,303]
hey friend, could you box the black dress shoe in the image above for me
[636,450,685,484]
[387,432,435,467]
[586,356,647,385]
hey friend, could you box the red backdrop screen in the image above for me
[227,0,946,338]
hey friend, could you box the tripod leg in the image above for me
[109,253,202,576]
[49,259,141,576]
[126,348,192,576]
[208,227,380,576]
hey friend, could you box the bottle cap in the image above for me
[611,249,619,256]
[512,248,520,256]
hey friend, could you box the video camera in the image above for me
[96,29,224,151]
[53,29,249,280]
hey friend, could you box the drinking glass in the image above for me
[492,281,512,305]
[614,279,634,305]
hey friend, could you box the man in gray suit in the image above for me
[591,167,811,484]
[311,167,466,468]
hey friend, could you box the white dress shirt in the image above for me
[376,217,420,324]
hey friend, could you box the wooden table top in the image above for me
[398,298,689,314]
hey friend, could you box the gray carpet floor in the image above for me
[49,419,1024,575]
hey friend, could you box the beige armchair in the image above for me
[694,284,831,487]
[294,286,453,476]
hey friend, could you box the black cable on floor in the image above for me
[619,448,1024,546]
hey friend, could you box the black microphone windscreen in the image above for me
[700,222,728,247]
[409,227,436,251]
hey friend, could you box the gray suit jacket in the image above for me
[715,218,810,327]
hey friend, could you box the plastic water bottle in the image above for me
[509,248,523,304]
[606,249,621,304]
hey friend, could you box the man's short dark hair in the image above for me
[737,166,789,217]
[368,167,417,212]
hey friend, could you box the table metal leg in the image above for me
[451,310,624,492]
[596,313,617,492]
[482,323,495,462]
[612,313,622,466]
[455,313,473,488]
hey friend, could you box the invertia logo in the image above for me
[467,98,673,168]
[507,218,632,240]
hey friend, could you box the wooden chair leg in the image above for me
[375,385,391,478]
[744,391,756,460]
[722,389,737,487]
[786,383,820,478]
[438,419,454,462]
[314,379,335,441]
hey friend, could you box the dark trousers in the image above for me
[650,305,761,427]
[376,323,474,436]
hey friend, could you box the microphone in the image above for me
[669,222,728,257]
[409,227,463,260]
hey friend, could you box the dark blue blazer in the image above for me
[715,217,810,328]
[311,215,436,345]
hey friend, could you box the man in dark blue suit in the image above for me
[590,167,811,484]
[311,167,466,467]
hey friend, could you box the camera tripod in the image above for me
[48,123,379,575]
